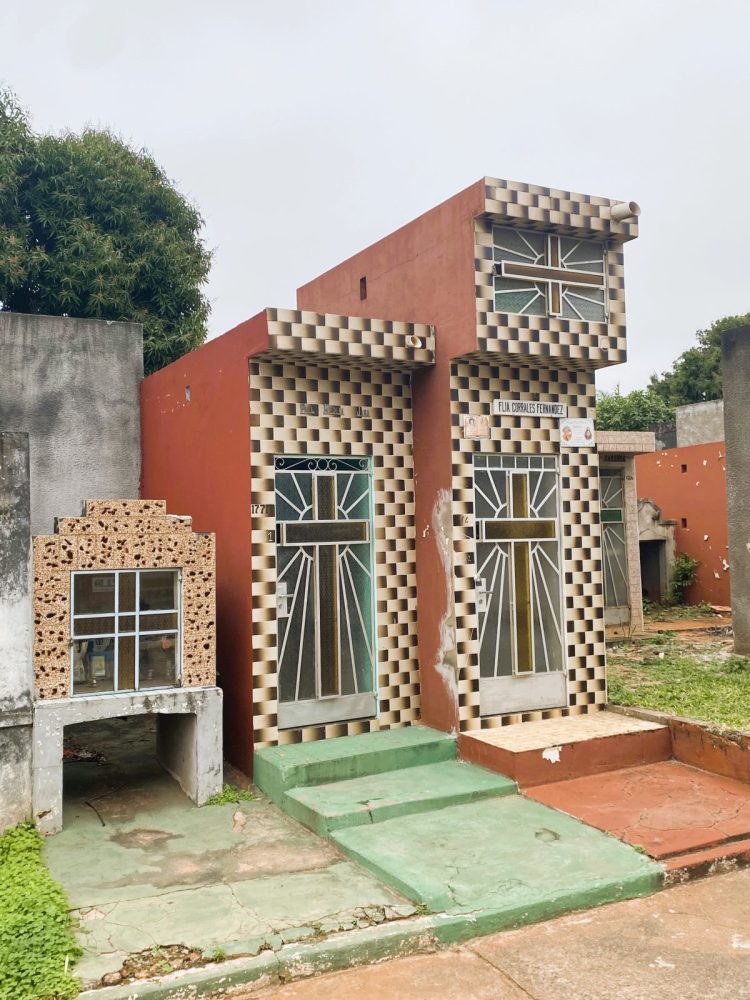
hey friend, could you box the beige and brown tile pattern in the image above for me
[482,177,639,242]
[248,359,422,748]
[473,218,627,369]
[449,359,607,732]
[263,308,435,370]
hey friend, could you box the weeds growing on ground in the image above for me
[205,784,256,806]
[0,821,81,1000]
[643,602,716,622]
[608,634,750,730]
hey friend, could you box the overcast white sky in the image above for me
[2,1,749,391]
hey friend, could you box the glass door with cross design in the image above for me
[274,457,376,730]
[600,470,630,625]
[473,455,567,715]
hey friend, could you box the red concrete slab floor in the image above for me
[526,760,750,860]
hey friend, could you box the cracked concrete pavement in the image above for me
[331,794,660,916]
[44,718,416,987]
[237,868,750,1000]
[527,759,750,859]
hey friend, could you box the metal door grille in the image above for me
[274,456,376,729]
[601,470,629,609]
[473,454,566,715]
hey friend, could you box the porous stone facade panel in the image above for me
[33,500,215,699]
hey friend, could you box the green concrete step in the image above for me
[254,726,456,804]
[283,760,517,836]
[331,796,662,921]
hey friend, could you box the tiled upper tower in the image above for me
[474,177,638,368]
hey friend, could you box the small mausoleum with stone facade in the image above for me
[31,499,222,832]
[141,176,640,777]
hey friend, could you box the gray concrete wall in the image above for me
[652,421,677,451]
[0,313,143,535]
[0,432,33,829]
[638,499,676,603]
[721,326,750,653]
[676,399,725,447]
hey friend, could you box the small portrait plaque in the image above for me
[559,418,595,448]
[463,414,491,440]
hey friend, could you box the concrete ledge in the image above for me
[608,704,750,785]
[459,726,671,787]
[77,950,279,999]
[33,687,223,834]
[34,686,222,729]
[0,707,33,728]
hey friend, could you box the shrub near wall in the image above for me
[0,822,81,1000]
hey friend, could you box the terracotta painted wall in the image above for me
[140,312,269,774]
[297,181,485,734]
[636,442,729,606]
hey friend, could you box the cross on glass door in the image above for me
[480,472,557,672]
[274,457,376,729]
[474,455,565,708]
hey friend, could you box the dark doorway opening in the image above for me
[62,716,186,829]
[640,539,666,604]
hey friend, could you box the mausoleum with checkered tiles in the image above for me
[141,177,640,774]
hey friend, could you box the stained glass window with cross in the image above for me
[473,455,567,715]
[274,456,376,730]
[492,225,607,322]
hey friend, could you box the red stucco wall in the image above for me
[298,180,486,734]
[140,312,269,774]
[636,442,729,606]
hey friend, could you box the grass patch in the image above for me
[0,821,81,1000]
[205,784,256,806]
[608,642,750,730]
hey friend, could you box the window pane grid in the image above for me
[71,569,180,696]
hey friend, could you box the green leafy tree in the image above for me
[648,313,750,407]
[0,89,211,374]
[596,386,674,431]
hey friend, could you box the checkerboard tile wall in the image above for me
[449,359,607,731]
[264,308,435,370]
[249,359,421,748]
[482,177,639,242]
[473,218,627,369]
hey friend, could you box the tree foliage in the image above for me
[648,313,750,407]
[0,89,211,374]
[596,386,674,432]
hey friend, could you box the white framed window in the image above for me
[70,569,181,696]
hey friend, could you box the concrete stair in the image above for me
[253,723,662,926]
[459,710,671,788]
[330,796,661,916]
[283,760,516,836]
[253,725,458,806]
[254,725,518,838]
